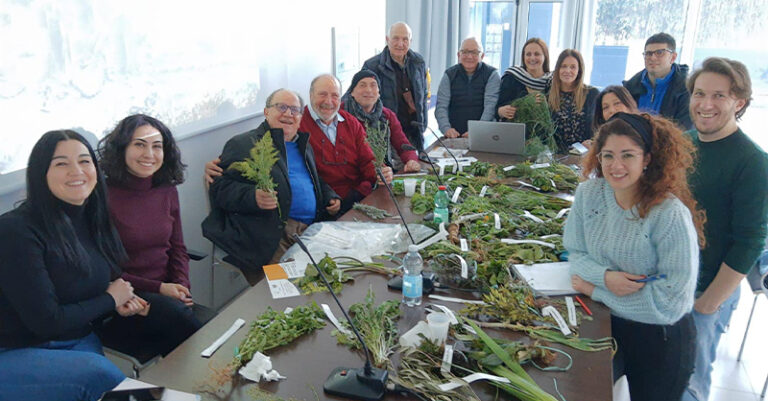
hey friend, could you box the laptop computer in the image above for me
[467,120,526,155]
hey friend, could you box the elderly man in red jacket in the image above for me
[299,74,392,214]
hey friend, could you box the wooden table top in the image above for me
[141,146,612,401]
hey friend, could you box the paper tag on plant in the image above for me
[420,180,426,195]
[441,344,454,375]
[457,255,469,279]
[460,238,469,252]
[431,304,459,325]
[531,162,551,169]
[565,297,577,327]
[479,185,488,197]
[494,213,501,230]
[503,165,516,171]
[451,186,462,203]
[556,208,571,219]
[542,306,572,336]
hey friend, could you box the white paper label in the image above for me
[479,185,488,197]
[451,186,462,203]
[420,179,426,195]
[460,238,469,252]
[521,210,544,223]
[494,213,501,230]
[542,306,572,336]
[438,373,510,391]
[531,162,551,169]
[555,208,571,219]
[201,318,246,357]
[516,180,541,191]
[503,165,516,171]
[431,304,459,325]
[441,344,454,375]
[439,164,445,176]
[267,279,301,299]
[565,297,577,327]
[322,304,352,336]
[457,255,469,279]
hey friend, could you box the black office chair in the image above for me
[736,250,768,398]
[97,250,218,378]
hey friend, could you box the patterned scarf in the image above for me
[503,65,552,91]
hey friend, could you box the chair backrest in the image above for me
[746,249,768,294]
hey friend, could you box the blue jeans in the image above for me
[0,332,125,401]
[682,287,741,401]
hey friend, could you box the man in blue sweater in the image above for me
[623,33,692,129]
[682,57,768,401]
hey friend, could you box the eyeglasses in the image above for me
[269,103,302,115]
[597,152,643,166]
[642,49,673,58]
[459,50,482,56]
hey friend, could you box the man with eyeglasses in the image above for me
[300,74,391,215]
[623,32,692,129]
[363,22,429,152]
[435,37,500,138]
[202,89,341,283]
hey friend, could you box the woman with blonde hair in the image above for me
[496,37,552,120]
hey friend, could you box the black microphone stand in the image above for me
[375,167,415,245]
[292,234,388,401]
[412,121,460,174]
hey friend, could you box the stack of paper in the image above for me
[510,262,578,296]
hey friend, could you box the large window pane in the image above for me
[527,2,564,60]
[469,1,517,71]
[692,0,768,150]
[590,0,689,88]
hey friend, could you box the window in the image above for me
[589,0,689,88]
[468,1,517,71]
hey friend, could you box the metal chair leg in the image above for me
[737,294,759,361]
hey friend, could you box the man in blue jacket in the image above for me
[363,22,428,152]
[623,33,692,129]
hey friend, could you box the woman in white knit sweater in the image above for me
[564,112,705,401]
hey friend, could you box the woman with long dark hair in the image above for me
[0,130,146,401]
[564,113,704,401]
[592,85,639,132]
[98,114,201,355]
[548,49,599,152]
[496,37,552,120]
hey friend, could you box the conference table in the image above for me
[141,144,613,401]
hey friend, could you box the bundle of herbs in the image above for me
[332,287,400,368]
[365,120,390,167]
[228,131,281,214]
[390,341,482,401]
[352,203,392,220]
[232,302,326,370]
[293,256,400,295]
[504,93,557,157]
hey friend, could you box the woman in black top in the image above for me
[496,37,552,120]
[547,49,599,153]
[0,130,147,401]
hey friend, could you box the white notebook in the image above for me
[510,262,579,296]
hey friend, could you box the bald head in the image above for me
[458,37,484,73]
[309,74,342,124]
[387,22,412,64]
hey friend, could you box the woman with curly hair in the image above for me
[592,85,638,132]
[98,114,201,355]
[564,113,704,401]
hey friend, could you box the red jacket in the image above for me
[300,107,376,199]
[382,107,419,164]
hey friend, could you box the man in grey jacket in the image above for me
[363,22,428,152]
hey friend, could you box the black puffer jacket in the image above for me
[202,121,337,271]
[623,64,692,129]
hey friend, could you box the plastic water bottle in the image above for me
[402,245,423,306]
[433,185,450,225]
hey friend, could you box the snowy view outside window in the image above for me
[0,1,263,174]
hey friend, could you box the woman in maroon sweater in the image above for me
[98,114,201,355]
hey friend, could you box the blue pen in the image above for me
[634,274,667,283]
